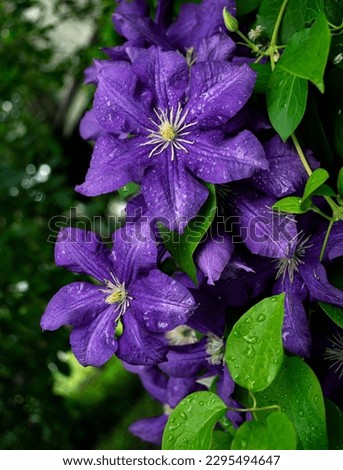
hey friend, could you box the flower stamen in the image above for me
[101,272,132,319]
[206,333,225,365]
[274,233,313,283]
[141,102,196,161]
[324,334,343,379]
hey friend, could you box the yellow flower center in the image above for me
[105,287,127,305]
[159,122,177,141]
[100,273,132,318]
[140,103,196,161]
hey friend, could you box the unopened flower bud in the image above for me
[223,7,238,32]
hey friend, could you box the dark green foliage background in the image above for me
[0,0,160,450]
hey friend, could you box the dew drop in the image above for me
[257,314,266,322]
[180,411,187,420]
[243,346,256,359]
[244,316,253,324]
[244,335,258,344]
[199,401,204,406]
[271,297,277,302]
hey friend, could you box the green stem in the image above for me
[270,0,290,48]
[291,134,339,214]
[249,390,257,409]
[311,206,334,222]
[291,134,312,176]
[320,219,334,262]
[227,404,280,413]
[236,30,261,53]
[268,0,289,70]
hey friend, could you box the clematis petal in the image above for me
[117,311,167,365]
[196,232,234,285]
[211,253,275,307]
[187,289,226,337]
[187,130,268,184]
[79,109,107,141]
[156,0,174,28]
[138,366,168,403]
[114,13,172,49]
[197,33,236,62]
[41,282,105,331]
[94,62,151,134]
[166,3,199,50]
[75,134,148,197]
[141,156,208,232]
[216,365,235,405]
[307,221,343,263]
[70,304,118,367]
[230,190,298,259]
[132,47,188,109]
[186,62,256,129]
[110,222,157,286]
[250,135,319,198]
[300,261,343,307]
[54,228,111,282]
[114,0,149,23]
[167,0,236,50]
[129,415,167,446]
[131,270,196,333]
[159,339,208,377]
[273,276,311,357]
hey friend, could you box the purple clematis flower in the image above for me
[76,47,268,231]
[113,0,236,54]
[41,226,196,367]
[230,189,343,357]
[195,231,235,285]
[250,135,319,198]
[271,220,343,358]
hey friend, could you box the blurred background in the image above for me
[0,0,160,449]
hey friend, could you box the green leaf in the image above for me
[280,0,324,43]
[301,168,329,208]
[117,182,140,200]
[236,0,261,16]
[250,63,271,94]
[278,14,331,92]
[325,398,343,450]
[225,294,285,392]
[158,183,216,284]
[319,302,343,328]
[338,168,343,197]
[272,196,309,214]
[211,431,233,450]
[254,356,328,449]
[231,412,297,450]
[256,0,284,39]
[267,67,308,141]
[312,184,337,197]
[280,0,309,44]
[162,392,227,450]
[304,0,324,22]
